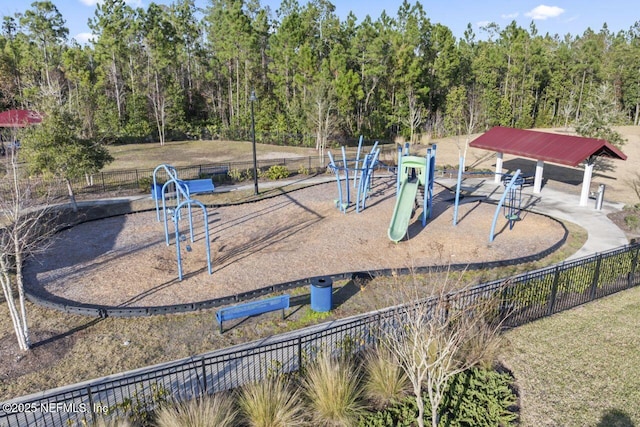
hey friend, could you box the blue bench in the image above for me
[216,295,290,333]
[200,165,229,177]
[180,179,215,195]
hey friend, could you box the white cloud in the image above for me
[79,0,99,5]
[525,5,565,20]
[476,20,491,28]
[501,12,519,19]
[73,32,93,44]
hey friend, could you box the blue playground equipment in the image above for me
[327,136,381,213]
[387,143,437,242]
[173,199,213,281]
[152,164,214,281]
[489,169,523,242]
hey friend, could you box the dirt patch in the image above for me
[0,331,75,384]
[608,208,640,242]
[24,179,567,310]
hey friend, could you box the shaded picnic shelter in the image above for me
[469,126,627,206]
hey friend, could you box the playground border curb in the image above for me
[24,186,570,317]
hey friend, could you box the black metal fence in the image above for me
[2,242,639,427]
[17,144,398,199]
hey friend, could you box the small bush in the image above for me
[363,346,410,409]
[138,176,153,193]
[297,164,310,175]
[358,367,518,427]
[266,165,290,180]
[154,394,237,427]
[237,376,305,427]
[303,352,365,426]
[624,214,639,230]
[227,168,243,182]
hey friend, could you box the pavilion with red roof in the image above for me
[469,126,627,206]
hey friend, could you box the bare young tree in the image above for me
[405,89,424,143]
[310,81,337,163]
[0,150,58,351]
[380,272,505,427]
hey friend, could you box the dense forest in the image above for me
[1,0,639,149]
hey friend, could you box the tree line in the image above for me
[1,0,639,151]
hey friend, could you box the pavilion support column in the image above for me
[533,160,544,193]
[494,152,504,184]
[580,161,594,207]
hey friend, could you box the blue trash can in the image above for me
[151,183,163,200]
[310,277,333,312]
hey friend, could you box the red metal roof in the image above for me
[469,126,627,167]
[0,109,42,127]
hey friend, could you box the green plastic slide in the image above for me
[388,180,419,242]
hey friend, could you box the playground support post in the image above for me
[353,135,364,188]
[250,90,258,195]
[422,148,432,226]
[489,169,521,243]
[453,156,464,226]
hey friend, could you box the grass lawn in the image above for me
[0,220,587,402]
[103,139,317,171]
[500,285,640,426]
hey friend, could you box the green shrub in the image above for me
[138,176,153,193]
[358,367,518,427]
[624,214,639,230]
[266,165,290,180]
[227,168,243,182]
[297,164,310,175]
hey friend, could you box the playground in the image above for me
[24,174,567,309]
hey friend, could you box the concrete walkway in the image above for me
[441,177,629,260]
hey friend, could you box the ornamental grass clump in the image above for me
[363,346,411,409]
[303,352,365,426]
[237,376,306,427]
[153,393,237,427]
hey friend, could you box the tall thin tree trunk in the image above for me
[576,70,587,121]
[65,178,78,212]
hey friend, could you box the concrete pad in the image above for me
[441,177,629,260]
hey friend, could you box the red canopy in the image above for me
[0,109,42,128]
[469,126,627,167]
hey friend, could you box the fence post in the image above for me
[589,254,603,300]
[547,265,561,316]
[628,245,640,288]
[297,337,303,372]
[201,358,208,395]
[87,386,96,425]
[135,170,139,188]
[101,172,106,193]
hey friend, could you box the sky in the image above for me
[1,0,636,45]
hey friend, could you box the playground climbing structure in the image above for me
[387,144,437,242]
[327,136,381,213]
[152,164,214,280]
[489,169,523,242]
